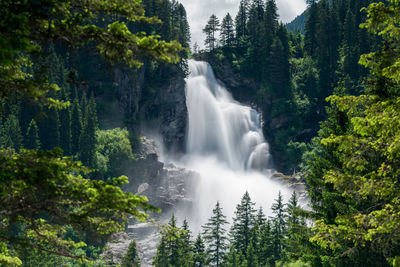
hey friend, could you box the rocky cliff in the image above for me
[112,64,187,153]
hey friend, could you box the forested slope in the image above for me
[0,0,189,265]
[196,0,380,172]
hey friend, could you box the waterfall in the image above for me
[177,60,289,232]
[186,60,271,171]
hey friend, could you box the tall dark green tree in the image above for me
[304,0,319,57]
[59,90,71,155]
[230,192,257,256]
[38,108,60,150]
[121,240,141,267]
[181,219,193,264]
[235,0,250,39]
[220,13,235,48]
[202,201,229,267]
[271,191,286,262]
[71,97,82,155]
[203,14,220,51]
[79,94,98,167]
[193,234,206,267]
[25,119,40,150]
[2,115,23,151]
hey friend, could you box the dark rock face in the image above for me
[124,137,197,212]
[119,137,197,266]
[156,77,187,153]
[112,65,187,153]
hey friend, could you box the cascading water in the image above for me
[186,60,270,171]
[178,60,290,232]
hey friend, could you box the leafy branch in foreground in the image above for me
[0,0,184,109]
[0,148,159,263]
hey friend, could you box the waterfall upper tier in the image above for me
[185,60,271,171]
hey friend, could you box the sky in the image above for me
[178,0,307,48]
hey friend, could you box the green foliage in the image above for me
[121,240,141,267]
[230,192,256,257]
[304,1,400,265]
[0,149,157,263]
[193,234,206,266]
[203,15,221,52]
[0,0,183,109]
[203,202,229,266]
[95,128,134,177]
[25,119,41,150]
[153,191,313,267]
[154,215,192,266]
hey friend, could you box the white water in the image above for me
[177,60,290,233]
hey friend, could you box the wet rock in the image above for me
[100,232,131,265]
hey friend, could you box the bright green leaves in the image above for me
[0,242,22,266]
[0,148,157,261]
[308,1,400,264]
[360,0,400,83]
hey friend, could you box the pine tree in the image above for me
[121,239,141,267]
[304,0,319,57]
[59,89,71,155]
[271,191,286,262]
[258,219,274,266]
[193,234,206,267]
[284,191,308,262]
[25,119,40,150]
[154,236,169,267]
[220,13,235,48]
[230,192,257,256]
[264,0,278,40]
[235,0,250,39]
[252,0,264,20]
[203,14,220,51]
[2,115,23,151]
[80,92,87,126]
[202,201,228,267]
[71,97,82,155]
[245,242,258,267]
[79,93,97,167]
[39,108,60,150]
[181,219,193,264]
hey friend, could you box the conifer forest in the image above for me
[1,0,400,266]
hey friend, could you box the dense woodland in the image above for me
[197,0,381,172]
[2,0,400,266]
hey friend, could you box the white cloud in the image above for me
[178,0,307,48]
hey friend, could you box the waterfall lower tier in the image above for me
[173,60,290,232]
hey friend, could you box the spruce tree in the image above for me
[230,192,256,256]
[25,119,40,150]
[3,115,23,151]
[193,234,206,267]
[121,239,141,267]
[284,191,308,262]
[203,14,220,51]
[79,94,97,167]
[271,191,286,262]
[258,219,274,266]
[220,13,235,48]
[39,108,60,150]
[304,0,319,57]
[235,0,250,39]
[181,219,193,264]
[71,97,82,155]
[202,201,228,267]
[59,89,71,155]
[252,0,264,20]
[154,236,169,267]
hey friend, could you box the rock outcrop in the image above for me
[112,65,187,153]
